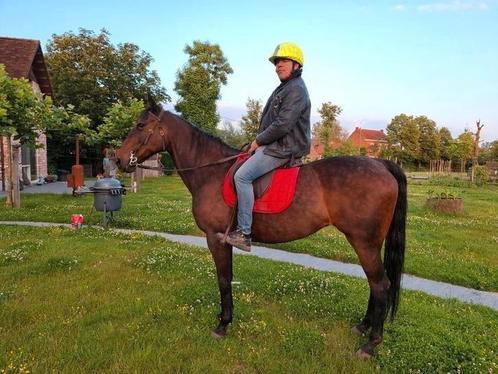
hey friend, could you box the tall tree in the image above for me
[45,28,168,127]
[312,102,344,157]
[174,40,233,134]
[471,120,484,182]
[240,98,262,141]
[386,114,420,165]
[415,115,440,165]
[450,130,474,173]
[438,127,453,160]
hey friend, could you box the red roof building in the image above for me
[308,127,387,160]
[0,37,53,96]
[348,127,387,157]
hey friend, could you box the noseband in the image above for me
[127,110,167,168]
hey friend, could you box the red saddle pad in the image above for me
[222,156,300,214]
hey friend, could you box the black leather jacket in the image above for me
[256,69,311,160]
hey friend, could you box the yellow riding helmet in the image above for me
[269,42,304,67]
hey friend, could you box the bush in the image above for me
[44,174,58,183]
[473,165,489,186]
[160,152,175,176]
[428,175,471,188]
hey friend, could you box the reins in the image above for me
[136,153,244,172]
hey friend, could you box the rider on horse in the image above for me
[226,42,312,252]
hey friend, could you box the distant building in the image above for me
[0,36,52,190]
[308,138,342,161]
[308,127,387,160]
[348,127,387,157]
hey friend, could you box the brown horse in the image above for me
[115,102,406,358]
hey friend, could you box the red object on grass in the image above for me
[71,214,84,228]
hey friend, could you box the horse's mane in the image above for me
[165,110,240,155]
[140,103,240,158]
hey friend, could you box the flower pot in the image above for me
[426,197,464,214]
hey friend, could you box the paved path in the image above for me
[0,181,79,197]
[1,220,497,311]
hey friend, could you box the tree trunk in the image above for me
[11,144,21,208]
[471,120,484,183]
[5,137,13,207]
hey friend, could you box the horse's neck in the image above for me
[166,114,237,193]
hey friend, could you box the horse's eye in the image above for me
[136,123,145,130]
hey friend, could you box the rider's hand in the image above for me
[248,140,259,154]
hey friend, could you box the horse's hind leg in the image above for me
[347,235,390,359]
[207,234,233,338]
[358,270,390,359]
[351,290,374,336]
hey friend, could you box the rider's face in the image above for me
[274,58,297,81]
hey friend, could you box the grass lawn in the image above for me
[0,174,497,292]
[0,225,496,373]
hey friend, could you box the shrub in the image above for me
[473,166,489,186]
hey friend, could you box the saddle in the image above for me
[222,154,301,214]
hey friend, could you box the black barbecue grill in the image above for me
[74,178,126,227]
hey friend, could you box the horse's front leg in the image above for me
[207,233,234,338]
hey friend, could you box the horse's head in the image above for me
[115,99,168,173]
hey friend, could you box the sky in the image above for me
[1,0,497,141]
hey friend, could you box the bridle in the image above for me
[127,110,167,168]
[126,109,245,172]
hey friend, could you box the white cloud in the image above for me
[393,4,407,11]
[417,1,489,12]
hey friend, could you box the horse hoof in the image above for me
[211,329,227,339]
[356,348,373,360]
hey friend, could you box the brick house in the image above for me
[308,127,387,160]
[348,127,387,157]
[0,37,52,191]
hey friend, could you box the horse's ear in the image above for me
[146,92,156,108]
[145,92,162,115]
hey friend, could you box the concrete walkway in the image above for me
[1,220,497,311]
[0,181,79,197]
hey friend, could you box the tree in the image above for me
[489,141,498,160]
[46,29,168,127]
[174,40,233,134]
[386,114,420,166]
[335,139,360,156]
[218,120,246,149]
[97,99,144,147]
[0,64,54,145]
[45,28,167,172]
[415,115,440,165]
[450,130,474,173]
[471,120,484,183]
[240,98,262,141]
[1,64,52,207]
[312,102,344,157]
[438,127,453,160]
[1,65,91,207]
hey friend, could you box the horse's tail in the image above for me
[381,160,407,320]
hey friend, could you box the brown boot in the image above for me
[226,229,252,252]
